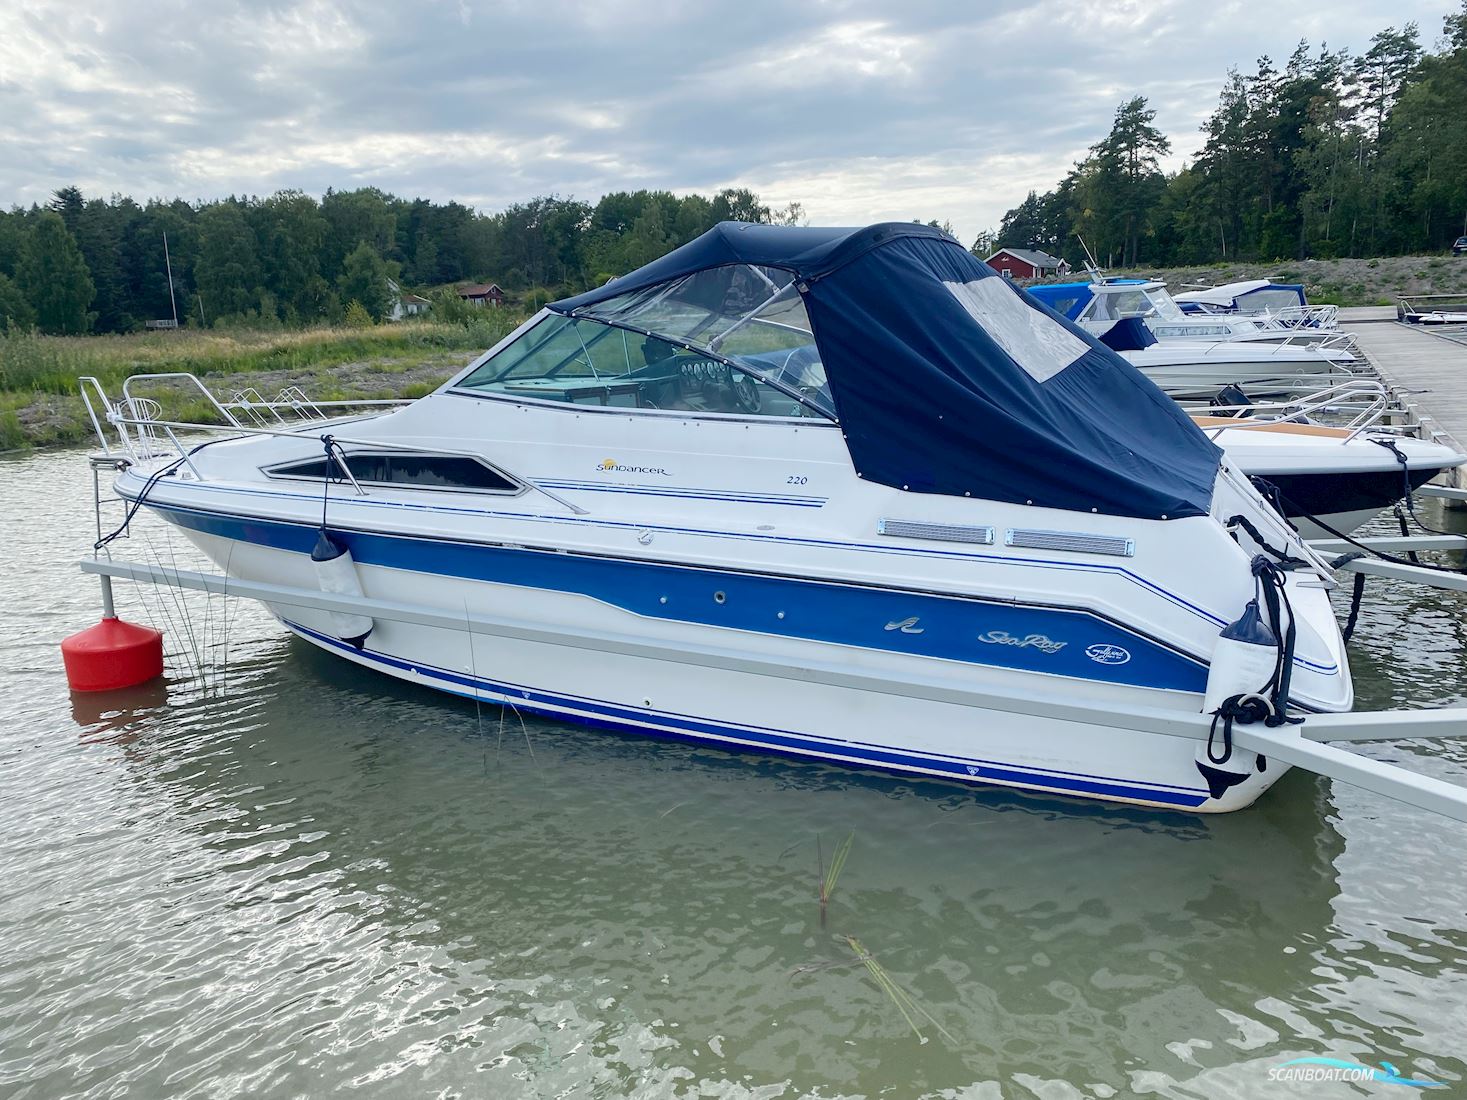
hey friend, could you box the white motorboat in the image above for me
[1027,280,1363,399]
[1116,341,1362,401]
[1174,279,1338,330]
[1032,278,1351,348]
[90,223,1355,813]
[1192,413,1465,537]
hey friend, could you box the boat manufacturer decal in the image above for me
[977,630,1067,655]
[598,459,671,477]
[1085,643,1132,666]
[884,616,925,634]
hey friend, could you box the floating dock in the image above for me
[1341,306,1467,495]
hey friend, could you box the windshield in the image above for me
[1144,286,1185,320]
[454,307,833,420]
[456,263,834,419]
[1085,288,1156,321]
[1239,288,1306,313]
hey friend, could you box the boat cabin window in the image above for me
[1158,322,1235,337]
[454,265,835,421]
[265,453,519,493]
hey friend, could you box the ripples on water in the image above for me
[0,447,1464,1099]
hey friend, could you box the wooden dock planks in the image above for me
[1347,321,1467,492]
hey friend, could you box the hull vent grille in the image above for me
[878,519,995,545]
[1006,529,1134,557]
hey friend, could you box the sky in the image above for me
[0,0,1458,245]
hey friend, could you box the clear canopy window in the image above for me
[1241,288,1306,313]
[1143,287,1185,321]
[455,265,834,420]
[1084,288,1157,322]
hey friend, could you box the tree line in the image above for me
[994,4,1467,269]
[0,186,802,335]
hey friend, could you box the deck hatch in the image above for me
[877,519,995,545]
[1006,529,1134,557]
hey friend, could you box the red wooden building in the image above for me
[983,248,1067,281]
[458,283,506,308]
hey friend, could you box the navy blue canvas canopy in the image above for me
[552,223,1222,520]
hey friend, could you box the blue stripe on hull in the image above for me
[283,619,1211,809]
[153,502,1209,693]
[124,475,1340,677]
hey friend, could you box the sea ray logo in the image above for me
[977,630,1066,655]
[1085,643,1131,666]
[1267,1057,1445,1089]
[596,459,671,477]
[884,616,925,634]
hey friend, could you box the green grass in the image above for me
[0,315,525,449]
[0,322,491,393]
[0,407,24,451]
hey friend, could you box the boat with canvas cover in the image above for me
[100,223,1354,813]
[1174,279,1338,330]
[1026,281,1363,399]
[1033,278,1351,348]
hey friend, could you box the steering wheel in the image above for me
[728,368,761,413]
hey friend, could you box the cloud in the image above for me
[0,0,1456,243]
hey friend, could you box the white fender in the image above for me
[1196,598,1278,797]
[1202,598,1277,713]
[311,530,373,648]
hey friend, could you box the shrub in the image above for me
[343,300,374,328]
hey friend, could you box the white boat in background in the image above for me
[1397,294,1467,326]
[1026,280,1363,400]
[1031,278,1351,348]
[84,222,1356,814]
[1175,279,1339,331]
[1194,414,1465,537]
[1118,341,1363,401]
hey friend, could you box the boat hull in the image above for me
[1126,350,1361,400]
[167,519,1288,815]
[1263,466,1445,537]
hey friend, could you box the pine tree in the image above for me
[16,211,95,334]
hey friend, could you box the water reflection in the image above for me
[4,444,1463,1098]
[70,676,171,733]
[61,636,1387,1096]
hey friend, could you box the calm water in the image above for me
[1,445,1464,1099]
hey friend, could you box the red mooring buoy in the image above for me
[61,617,164,692]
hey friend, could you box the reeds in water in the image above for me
[817,829,853,927]
[845,936,957,1045]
